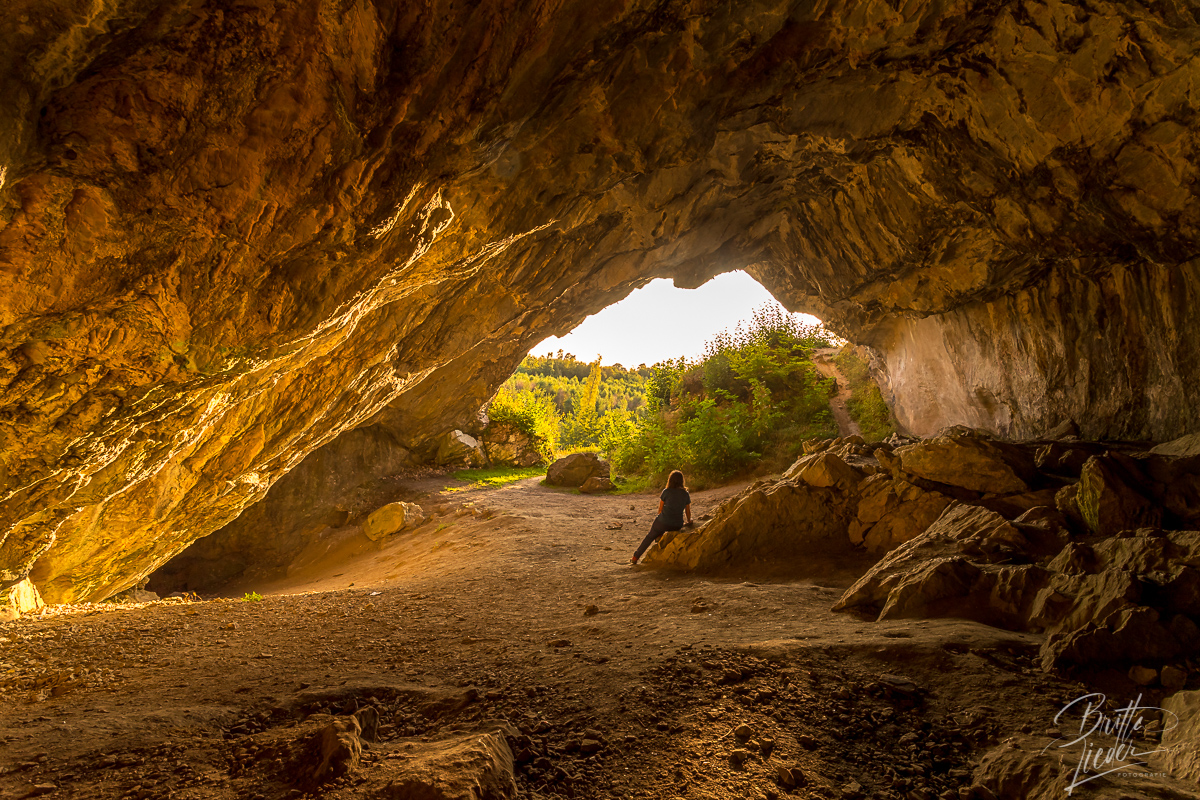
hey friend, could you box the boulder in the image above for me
[1040,606,1184,671]
[436,430,487,467]
[296,716,363,787]
[545,452,609,488]
[1,578,44,622]
[784,451,865,490]
[1152,690,1200,782]
[579,475,615,494]
[641,481,852,571]
[362,502,426,541]
[481,422,544,467]
[376,725,517,800]
[835,504,1041,624]
[894,430,1033,494]
[848,476,953,554]
[1074,455,1162,535]
[1151,434,1200,458]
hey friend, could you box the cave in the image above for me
[3,0,1200,797]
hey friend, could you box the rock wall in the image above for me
[2,0,1200,601]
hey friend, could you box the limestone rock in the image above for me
[642,481,852,571]
[481,422,545,468]
[0,578,44,622]
[546,453,609,489]
[849,476,953,554]
[835,503,1044,626]
[363,502,426,542]
[1041,606,1185,671]
[579,475,615,494]
[297,716,363,787]
[436,431,486,468]
[1153,690,1200,782]
[1152,435,1200,458]
[377,725,517,800]
[894,430,1032,494]
[1075,455,1162,535]
[784,452,865,490]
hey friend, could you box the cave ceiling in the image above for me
[1,0,1199,603]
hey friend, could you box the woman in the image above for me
[630,469,692,565]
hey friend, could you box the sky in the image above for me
[529,270,823,367]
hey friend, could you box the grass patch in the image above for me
[447,465,544,491]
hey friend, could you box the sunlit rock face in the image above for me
[2,0,1199,602]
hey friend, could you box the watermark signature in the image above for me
[1042,693,1180,795]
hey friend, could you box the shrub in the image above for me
[834,347,895,441]
[487,386,559,463]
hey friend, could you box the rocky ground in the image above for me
[0,476,1195,800]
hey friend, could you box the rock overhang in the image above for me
[1,0,1199,604]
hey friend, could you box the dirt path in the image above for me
[0,478,1120,800]
[811,349,860,439]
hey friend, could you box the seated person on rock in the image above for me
[631,469,692,565]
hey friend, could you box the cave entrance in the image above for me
[531,270,826,368]
[489,270,889,479]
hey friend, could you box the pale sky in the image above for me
[530,270,823,367]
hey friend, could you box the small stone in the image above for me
[583,605,599,617]
[353,706,380,742]
[729,748,754,767]
[734,723,755,740]
[690,603,708,613]
[760,737,775,758]
[580,738,603,754]
[789,767,808,787]
[28,785,57,797]
[775,764,795,788]
[841,781,863,798]
[548,639,572,648]
[798,733,819,750]
[1129,665,1158,686]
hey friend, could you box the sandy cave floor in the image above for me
[0,477,1146,800]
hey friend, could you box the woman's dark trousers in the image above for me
[633,515,681,561]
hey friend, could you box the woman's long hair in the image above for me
[666,470,685,490]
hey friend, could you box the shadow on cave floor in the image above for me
[2,477,1192,799]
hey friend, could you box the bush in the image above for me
[834,347,895,441]
[487,386,559,463]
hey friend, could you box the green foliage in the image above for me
[449,465,545,491]
[834,347,895,441]
[242,591,263,602]
[561,360,605,448]
[487,385,559,463]
[498,302,867,485]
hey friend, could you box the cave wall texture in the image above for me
[2,0,1199,603]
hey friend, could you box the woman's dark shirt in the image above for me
[660,486,691,528]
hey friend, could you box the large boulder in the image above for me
[848,475,954,554]
[1152,690,1200,782]
[834,503,1046,628]
[481,422,545,468]
[1,578,44,621]
[784,451,866,490]
[641,480,853,571]
[1074,455,1162,535]
[579,475,615,494]
[1041,605,1190,671]
[436,431,487,467]
[362,502,426,542]
[545,453,609,488]
[894,429,1034,494]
